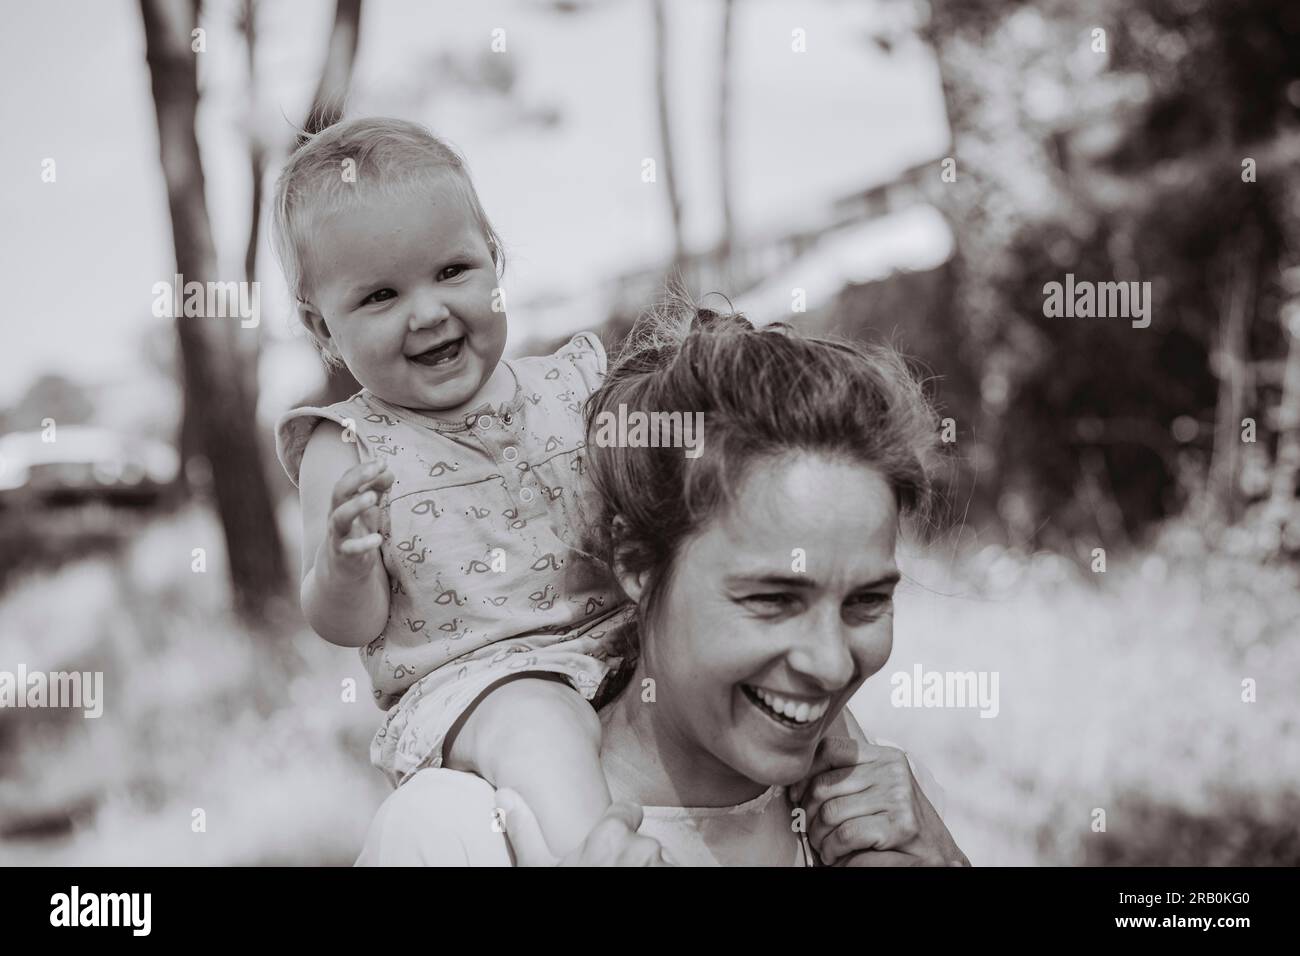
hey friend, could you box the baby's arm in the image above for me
[298,421,395,647]
[444,674,614,859]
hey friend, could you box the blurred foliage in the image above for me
[1076,791,1300,865]
[855,518,1300,866]
[898,0,1300,549]
[0,506,385,864]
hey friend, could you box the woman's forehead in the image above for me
[695,454,899,571]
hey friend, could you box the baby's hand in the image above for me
[321,458,394,580]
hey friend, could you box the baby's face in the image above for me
[302,173,508,415]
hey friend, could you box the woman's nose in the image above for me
[408,289,451,332]
[787,612,856,692]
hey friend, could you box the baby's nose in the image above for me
[409,296,451,331]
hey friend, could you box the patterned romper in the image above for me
[275,332,636,786]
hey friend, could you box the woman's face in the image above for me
[633,452,900,789]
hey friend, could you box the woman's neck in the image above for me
[599,667,772,810]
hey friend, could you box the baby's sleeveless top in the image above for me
[275,333,625,710]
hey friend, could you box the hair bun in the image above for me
[693,306,753,333]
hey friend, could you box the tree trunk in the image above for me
[716,0,735,284]
[303,0,363,142]
[306,0,365,405]
[652,0,685,274]
[140,0,290,623]
[915,5,1007,535]
[1268,277,1300,537]
[237,0,265,413]
[1207,239,1258,524]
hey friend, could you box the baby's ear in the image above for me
[297,300,339,361]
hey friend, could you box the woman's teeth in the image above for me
[745,686,830,725]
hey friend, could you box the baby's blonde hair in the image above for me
[270,117,504,367]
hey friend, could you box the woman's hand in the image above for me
[496,788,673,867]
[793,737,969,867]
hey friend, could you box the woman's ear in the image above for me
[610,516,649,603]
[614,561,649,604]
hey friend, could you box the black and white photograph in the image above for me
[0,0,1296,917]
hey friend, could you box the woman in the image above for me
[357,305,968,866]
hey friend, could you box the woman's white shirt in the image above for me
[353,743,948,867]
[355,769,812,866]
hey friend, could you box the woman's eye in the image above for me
[360,288,396,306]
[437,264,468,281]
[742,593,796,614]
[845,593,892,620]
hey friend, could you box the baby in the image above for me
[270,117,637,857]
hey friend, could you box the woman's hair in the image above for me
[585,297,941,628]
[269,116,504,368]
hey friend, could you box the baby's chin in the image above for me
[381,364,493,415]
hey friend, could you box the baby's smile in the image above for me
[407,335,466,368]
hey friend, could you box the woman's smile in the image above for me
[740,684,832,729]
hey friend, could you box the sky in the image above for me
[0,0,948,421]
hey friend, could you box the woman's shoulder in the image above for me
[355,769,512,867]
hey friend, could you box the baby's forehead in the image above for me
[308,166,473,225]
[301,190,488,296]
[304,174,485,253]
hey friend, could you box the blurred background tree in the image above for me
[589,0,1300,559]
[912,0,1300,553]
[135,0,370,622]
[139,0,289,622]
[240,0,366,409]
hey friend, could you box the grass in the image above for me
[0,504,387,865]
[852,529,1300,865]
[1,504,1296,864]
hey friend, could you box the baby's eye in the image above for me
[360,288,396,307]
[437,264,468,281]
